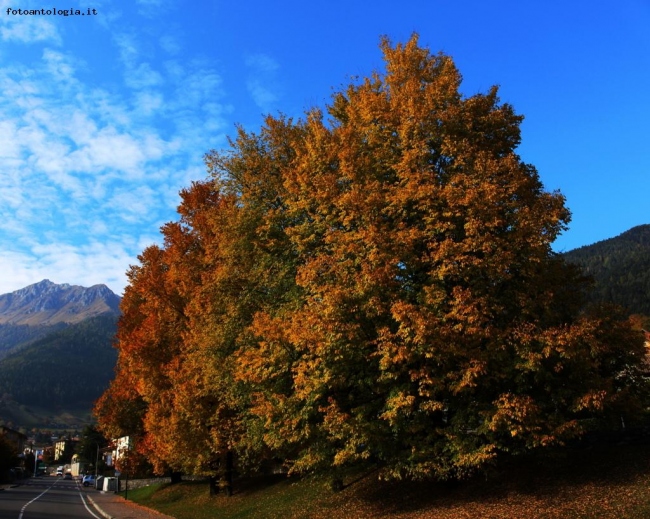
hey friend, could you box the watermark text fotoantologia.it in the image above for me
[5,7,98,16]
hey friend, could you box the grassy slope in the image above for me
[123,442,650,519]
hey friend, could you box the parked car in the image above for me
[82,475,95,487]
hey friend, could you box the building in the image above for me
[0,426,27,453]
[70,454,86,476]
[108,436,132,465]
[54,439,77,463]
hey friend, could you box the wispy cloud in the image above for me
[159,34,181,55]
[245,53,281,113]
[135,0,174,17]
[0,13,228,295]
[0,16,61,45]
[0,241,136,294]
[246,54,280,73]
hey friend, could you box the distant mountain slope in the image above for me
[0,279,121,326]
[563,224,650,315]
[0,322,68,360]
[0,313,118,409]
[0,280,121,428]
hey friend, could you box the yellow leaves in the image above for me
[450,359,487,395]
[489,393,585,450]
[237,312,295,386]
[453,443,497,470]
[489,393,543,443]
[573,390,608,412]
[380,392,416,425]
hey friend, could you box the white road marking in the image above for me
[78,491,102,519]
[18,485,51,519]
[16,480,101,519]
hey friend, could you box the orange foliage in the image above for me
[96,35,649,485]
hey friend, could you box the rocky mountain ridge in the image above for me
[0,279,121,325]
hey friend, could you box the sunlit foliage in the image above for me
[96,35,648,486]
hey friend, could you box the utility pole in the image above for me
[124,442,129,500]
[95,443,100,479]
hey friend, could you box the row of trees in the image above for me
[95,36,649,492]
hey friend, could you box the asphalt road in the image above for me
[0,478,102,519]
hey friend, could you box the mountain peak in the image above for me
[0,280,121,325]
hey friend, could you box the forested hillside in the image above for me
[563,225,650,315]
[0,314,118,408]
[0,322,67,360]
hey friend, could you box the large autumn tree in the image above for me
[97,34,648,487]
[235,35,648,481]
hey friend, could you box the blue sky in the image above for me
[0,0,648,295]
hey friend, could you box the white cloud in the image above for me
[0,240,134,295]
[245,53,281,112]
[164,59,184,79]
[106,184,159,222]
[245,54,279,73]
[134,90,164,116]
[113,32,139,67]
[0,241,134,296]
[0,19,228,295]
[68,128,149,173]
[246,79,279,112]
[159,34,181,55]
[0,16,61,45]
[135,0,174,17]
[0,250,44,294]
[42,49,78,83]
[0,120,21,159]
[125,62,164,89]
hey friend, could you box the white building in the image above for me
[108,436,132,466]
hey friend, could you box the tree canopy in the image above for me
[95,35,648,486]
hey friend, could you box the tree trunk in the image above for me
[170,471,182,484]
[209,475,219,496]
[221,451,234,497]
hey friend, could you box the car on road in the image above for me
[82,475,95,487]
[63,473,72,480]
